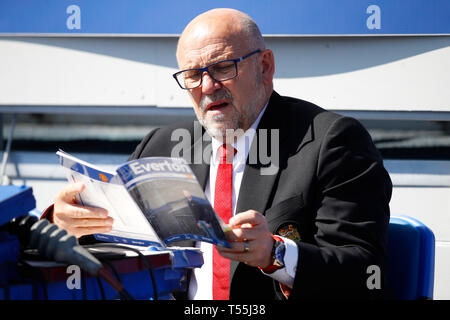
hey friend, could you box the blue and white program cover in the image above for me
[57,150,230,248]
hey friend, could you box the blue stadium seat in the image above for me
[387,215,435,299]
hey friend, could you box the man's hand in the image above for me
[53,182,113,238]
[217,210,274,268]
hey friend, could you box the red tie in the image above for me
[213,144,235,300]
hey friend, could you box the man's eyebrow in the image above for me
[182,53,234,70]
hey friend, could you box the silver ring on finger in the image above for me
[243,240,250,253]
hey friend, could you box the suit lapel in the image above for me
[188,92,292,211]
[235,92,289,215]
[187,122,211,190]
[190,143,210,190]
[231,92,291,282]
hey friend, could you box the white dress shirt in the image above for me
[188,105,298,300]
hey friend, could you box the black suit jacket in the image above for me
[129,91,393,300]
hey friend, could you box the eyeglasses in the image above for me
[173,49,262,90]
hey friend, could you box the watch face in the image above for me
[274,241,286,267]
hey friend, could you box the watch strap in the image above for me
[259,234,285,274]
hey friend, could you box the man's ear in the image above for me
[260,49,275,86]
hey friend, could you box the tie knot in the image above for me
[218,144,236,164]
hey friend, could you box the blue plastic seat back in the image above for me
[387,215,435,299]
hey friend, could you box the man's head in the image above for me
[176,8,275,140]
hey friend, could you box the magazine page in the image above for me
[56,150,164,247]
[116,157,230,248]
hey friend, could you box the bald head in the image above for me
[176,8,265,65]
[174,8,275,139]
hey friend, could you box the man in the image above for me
[48,8,392,299]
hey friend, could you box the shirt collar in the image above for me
[211,102,268,165]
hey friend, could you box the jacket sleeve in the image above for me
[40,204,55,222]
[128,128,159,161]
[290,116,392,299]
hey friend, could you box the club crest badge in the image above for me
[277,224,301,241]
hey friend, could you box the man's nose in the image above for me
[201,72,222,94]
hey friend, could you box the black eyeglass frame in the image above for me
[172,49,262,90]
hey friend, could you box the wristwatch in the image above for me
[261,235,286,274]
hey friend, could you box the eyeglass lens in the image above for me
[179,60,237,89]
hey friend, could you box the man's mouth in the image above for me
[206,100,230,112]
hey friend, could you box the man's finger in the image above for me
[229,210,264,227]
[59,216,114,228]
[57,182,85,203]
[225,227,260,242]
[219,240,253,254]
[56,204,108,219]
[71,226,113,238]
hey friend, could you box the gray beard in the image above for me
[198,85,266,140]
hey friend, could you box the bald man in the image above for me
[49,8,392,300]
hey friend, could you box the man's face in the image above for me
[177,33,267,140]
